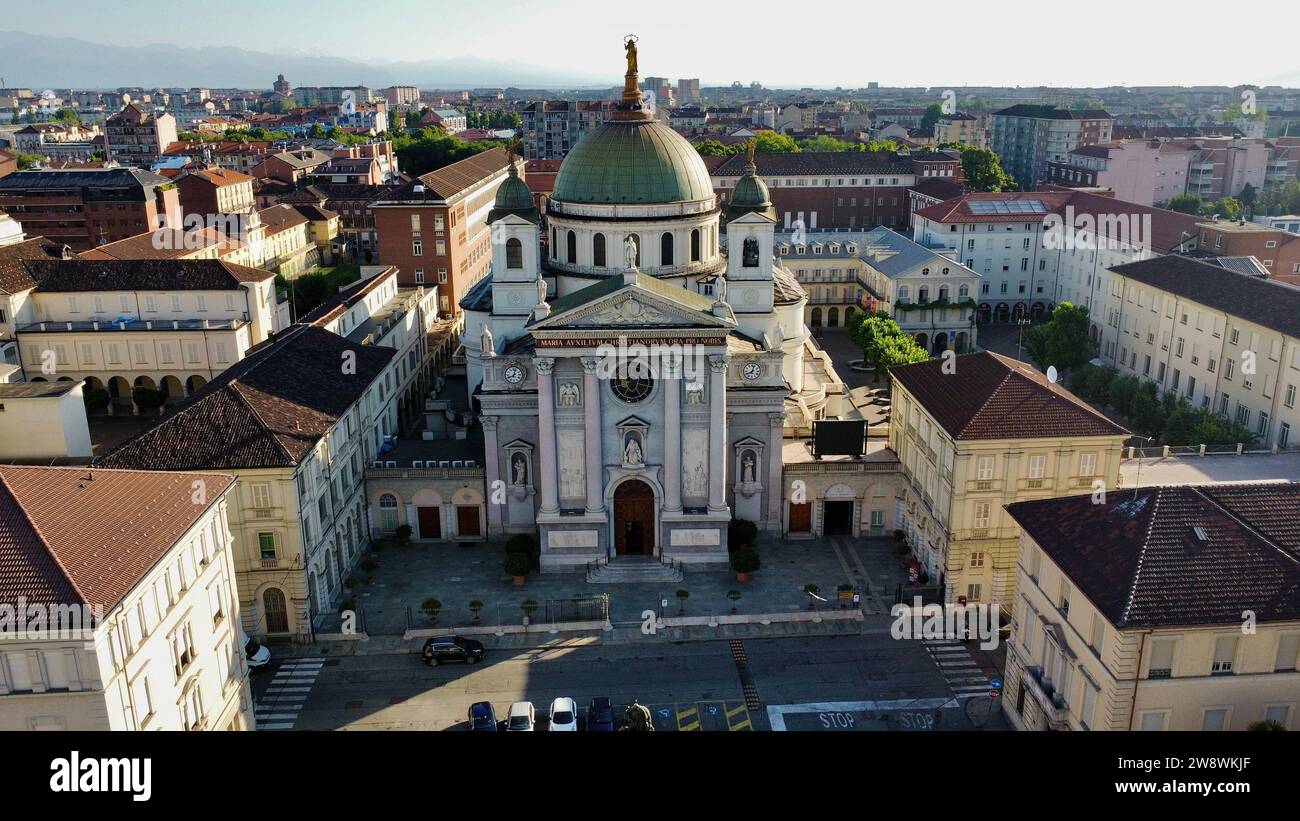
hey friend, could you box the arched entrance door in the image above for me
[263,588,289,634]
[613,479,655,556]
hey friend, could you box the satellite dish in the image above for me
[1046,365,1059,384]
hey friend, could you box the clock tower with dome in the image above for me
[460,38,838,573]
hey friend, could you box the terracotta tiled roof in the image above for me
[257,202,310,235]
[97,325,395,471]
[26,258,273,291]
[890,351,1129,441]
[79,227,242,260]
[384,147,512,202]
[185,165,256,186]
[0,237,71,295]
[1005,484,1300,628]
[0,466,234,611]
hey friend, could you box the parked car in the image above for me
[507,701,536,731]
[467,701,497,731]
[548,697,578,731]
[421,636,485,666]
[587,697,615,732]
[242,630,270,672]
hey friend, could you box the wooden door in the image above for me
[456,505,481,537]
[418,506,441,540]
[788,502,812,533]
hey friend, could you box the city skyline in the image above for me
[4,0,1299,89]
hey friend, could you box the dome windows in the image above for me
[593,233,606,267]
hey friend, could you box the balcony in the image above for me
[18,317,247,333]
[1023,665,1070,729]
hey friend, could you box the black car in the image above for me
[422,636,485,666]
[587,697,616,732]
[467,701,497,731]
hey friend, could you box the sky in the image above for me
[8,0,1300,88]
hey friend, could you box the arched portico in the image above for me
[604,473,663,559]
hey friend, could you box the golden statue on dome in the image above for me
[624,34,638,75]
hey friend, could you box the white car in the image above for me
[507,701,535,731]
[242,630,271,672]
[548,697,578,731]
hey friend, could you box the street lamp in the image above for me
[1015,316,1032,360]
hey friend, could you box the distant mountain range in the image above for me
[0,31,608,91]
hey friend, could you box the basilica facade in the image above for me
[460,41,841,569]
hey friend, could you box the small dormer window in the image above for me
[812,244,822,254]
[780,245,790,254]
[846,244,856,254]
[830,244,840,253]
[796,245,806,254]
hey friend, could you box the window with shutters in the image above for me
[1274,633,1299,671]
[1148,639,1176,678]
[1211,635,1238,674]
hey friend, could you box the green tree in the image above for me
[54,108,82,126]
[692,139,743,157]
[848,311,929,382]
[1239,183,1257,218]
[1164,193,1202,215]
[948,144,1016,192]
[1209,197,1243,221]
[753,131,800,154]
[798,135,854,152]
[14,150,44,170]
[309,123,328,139]
[858,138,902,153]
[919,102,943,134]
[1022,302,1092,371]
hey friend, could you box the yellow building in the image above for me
[889,351,1130,608]
[1004,484,1300,731]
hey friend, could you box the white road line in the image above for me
[258,722,295,730]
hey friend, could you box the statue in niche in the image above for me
[558,382,580,406]
[624,234,639,270]
[623,432,643,466]
[511,453,528,486]
[480,325,495,356]
[741,450,757,484]
[684,381,705,404]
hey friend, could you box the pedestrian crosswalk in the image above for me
[255,657,324,730]
[923,638,993,699]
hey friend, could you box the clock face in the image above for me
[504,365,525,385]
[743,362,762,381]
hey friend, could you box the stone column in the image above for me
[581,356,603,514]
[766,411,784,527]
[663,354,682,512]
[536,358,559,514]
[481,415,503,533]
[708,355,728,513]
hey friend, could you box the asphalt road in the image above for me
[251,628,970,731]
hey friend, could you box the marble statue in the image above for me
[623,434,643,465]
[512,453,527,485]
[624,234,638,269]
[558,382,580,406]
[715,274,728,303]
[742,452,756,483]
[685,381,705,404]
[480,325,495,356]
[537,275,548,305]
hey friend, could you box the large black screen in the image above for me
[813,420,866,457]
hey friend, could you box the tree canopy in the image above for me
[940,142,1016,192]
[1023,302,1092,371]
[846,310,929,382]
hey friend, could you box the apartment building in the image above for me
[371,147,521,309]
[990,104,1114,189]
[678,78,701,105]
[0,465,252,731]
[0,168,183,251]
[12,258,277,408]
[161,140,273,175]
[711,151,956,231]
[1047,136,1300,205]
[0,236,72,373]
[912,190,1201,326]
[98,324,394,642]
[933,112,986,148]
[105,103,178,169]
[520,100,616,159]
[888,352,1129,607]
[1097,254,1300,449]
[1003,485,1300,731]
[1192,218,1300,283]
[771,227,979,352]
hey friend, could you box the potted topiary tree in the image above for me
[504,552,530,586]
[469,600,484,625]
[359,558,378,583]
[727,589,742,614]
[506,534,539,570]
[395,524,413,546]
[421,597,442,625]
[675,589,689,615]
[804,583,820,610]
[730,548,760,582]
[728,518,758,553]
[520,599,538,626]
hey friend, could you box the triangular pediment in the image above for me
[529,274,734,331]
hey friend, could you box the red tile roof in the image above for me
[0,466,234,611]
[890,351,1129,441]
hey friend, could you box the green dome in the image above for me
[488,165,539,223]
[552,119,715,205]
[725,161,775,221]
